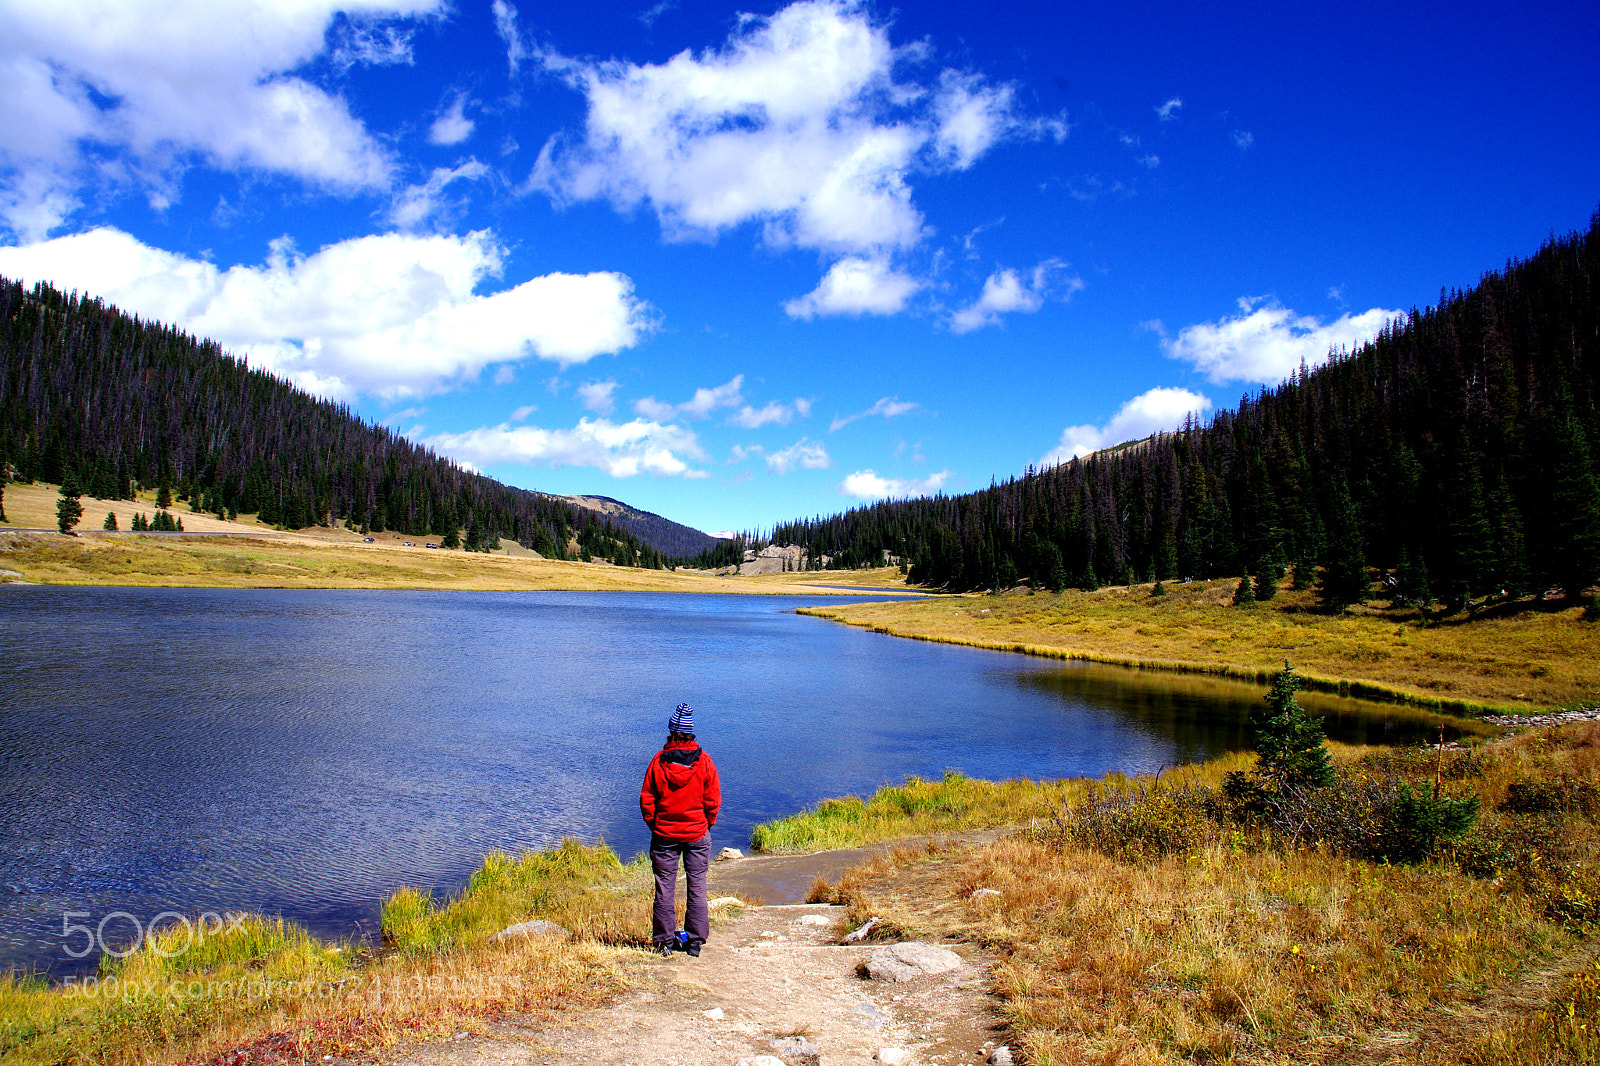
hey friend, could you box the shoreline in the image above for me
[798,591,1600,717]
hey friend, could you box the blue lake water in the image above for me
[0,587,1457,977]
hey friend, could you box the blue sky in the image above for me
[0,1,1595,535]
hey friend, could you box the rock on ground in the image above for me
[490,919,568,942]
[862,942,964,983]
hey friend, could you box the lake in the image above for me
[1,586,1461,977]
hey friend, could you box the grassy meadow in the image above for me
[800,578,1600,714]
[0,479,915,594]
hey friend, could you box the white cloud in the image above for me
[949,260,1081,334]
[783,256,924,319]
[1162,299,1403,385]
[0,227,653,400]
[577,379,619,415]
[0,1,442,239]
[634,375,745,421]
[429,94,475,146]
[387,159,489,229]
[426,417,707,478]
[728,443,764,464]
[1137,154,1160,168]
[510,404,538,421]
[531,0,1041,258]
[1042,387,1213,466]
[839,468,950,500]
[491,0,529,75]
[730,398,811,429]
[1155,97,1183,121]
[766,437,830,474]
[829,396,918,432]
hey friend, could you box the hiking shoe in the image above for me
[686,941,702,958]
[654,941,674,957]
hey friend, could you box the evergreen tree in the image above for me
[1233,574,1256,605]
[1318,487,1369,610]
[103,511,118,530]
[1394,546,1433,609]
[1255,552,1283,601]
[56,476,84,533]
[1250,661,1335,790]
[156,483,173,510]
[1539,412,1600,598]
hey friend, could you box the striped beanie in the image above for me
[669,703,696,737]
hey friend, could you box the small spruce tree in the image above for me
[1250,661,1336,790]
[103,511,118,530]
[1233,574,1256,606]
[56,477,84,533]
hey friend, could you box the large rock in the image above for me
[862,941,963,982]
[491,919,568,942]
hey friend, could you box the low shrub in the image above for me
[1043,784,1217,864]
[1262,773,1479,863]
[1500,775,1600,817]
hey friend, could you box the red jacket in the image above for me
[640,739,721,842]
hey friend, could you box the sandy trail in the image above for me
[396,902,1004,1066]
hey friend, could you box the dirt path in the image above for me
[395,902,1004,1066]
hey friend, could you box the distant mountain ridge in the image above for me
[0,276,699,564]
[562,495,718,558]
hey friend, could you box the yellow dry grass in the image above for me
[800,579,1600,713]
[0,481,919,595]
[813,726,1600,1065]
[0,841,650,1066]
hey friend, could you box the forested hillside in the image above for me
[0,278,681,567]
[772,213,1600,606]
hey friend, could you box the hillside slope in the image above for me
[774,212,1600,603]
[0,278,701,564]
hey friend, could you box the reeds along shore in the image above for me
[7,723,1600,1066]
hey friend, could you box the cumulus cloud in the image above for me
[388,159,490,229]
[634,375,745,421]
[783,256,924,319]
[429,94,476,146]
[1155,97,1183,121]
[730,397,812,429]
[829,396,918,432]
[1231,129,1254,150]
[0,1,441,238]
[839,468,950,500]
[1161,298,1403,385]
[0,227,652,400]
[766,438,830,474]
[576,379,619,415]
[531,0,1046,259]
[426,417,707,478]
[949,260,1081,333]
[1042,387,1213,466]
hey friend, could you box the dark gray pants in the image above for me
[650,833,710,945]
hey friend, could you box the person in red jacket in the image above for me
[639,702,721,957]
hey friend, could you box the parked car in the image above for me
[403,542,414,547]
[425,543,439,549]
[363,536,375,542]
